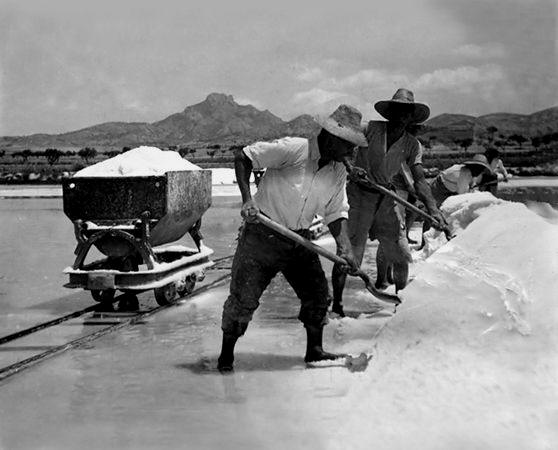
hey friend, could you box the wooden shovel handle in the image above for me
[255,213,401,304]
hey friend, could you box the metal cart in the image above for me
[62,170,214,305]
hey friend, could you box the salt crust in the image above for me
[74,146,201,177]
[332,192,558,448]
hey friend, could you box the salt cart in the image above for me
[62,170,214,305]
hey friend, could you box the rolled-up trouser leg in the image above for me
[347,183,382,265]
[332,183,381,305]
[282,246,330,328]
[392,262,409,292]
[375,242,389,289]
[372,194,412,290]
[221,225,279,336]
[377,238,412,291]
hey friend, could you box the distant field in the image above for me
[1,144,558,183]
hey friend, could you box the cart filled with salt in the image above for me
[62,146,213,305]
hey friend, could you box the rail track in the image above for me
[0,255,234,383]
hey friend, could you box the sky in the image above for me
[0,0,556,136]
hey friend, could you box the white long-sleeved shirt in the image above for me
[439,164,480,194]
[243,136,348,230]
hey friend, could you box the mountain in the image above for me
[0,93,318,150]
[421,107,558,142]
[285,114,321,137]
[153,93,288,142]
[1,93,556,150]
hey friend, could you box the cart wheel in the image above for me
[154,283,177,306]
[91,289,116,303]
[176,275,196,297]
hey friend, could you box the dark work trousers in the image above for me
[221,222,330,336]
[479,172,498,195]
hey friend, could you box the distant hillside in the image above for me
[1,93,556,151]
[0,93,320,151]
[285,114,321,137]
[421,107,558,143]
[152,93,287,141]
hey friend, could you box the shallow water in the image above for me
[2,192,555,449]
[0,194,382,450]
[0,196,242,333]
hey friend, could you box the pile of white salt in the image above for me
[74,146,200,177]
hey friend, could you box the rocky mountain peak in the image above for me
[203,93,236,107]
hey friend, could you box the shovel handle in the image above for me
[342,158,454,240]
[255,213,401,304]
[255,213,347,266]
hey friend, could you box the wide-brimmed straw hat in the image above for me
[463,153,492,172]
[316,104,368,147]
[374,88,430,123]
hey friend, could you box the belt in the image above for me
[247,222,311,242]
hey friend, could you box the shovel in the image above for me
[342,158,455,241]
[472,179,499,189]
[255,213,401,305]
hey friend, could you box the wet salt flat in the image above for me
[1,189,557,449]
[0,190,381,449]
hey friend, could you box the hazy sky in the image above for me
[1,0,556,135]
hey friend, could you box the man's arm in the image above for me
[456,166,473,194]
[234,148,259,222]
[496,159,510,181]
[411,164,439,213]
[328,218,358,272]
[234,148,253,203]
[410,164,448,227]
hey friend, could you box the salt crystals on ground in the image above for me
[328,192,558,449]
[74,146,201,177]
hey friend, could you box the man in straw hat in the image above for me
[217,105,365,372]
[429,153,493,205]
[408,153,494,248]
[331,88,447,316]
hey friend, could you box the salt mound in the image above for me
[74,146,200,177]
[334,194,558,448]
[416,192,506,258]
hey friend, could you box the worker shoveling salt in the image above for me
[74,146,200,177]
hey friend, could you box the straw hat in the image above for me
[316,105,368,147]
[374,88,430,124]
[463,153,492,172]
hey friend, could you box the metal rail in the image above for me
[0,267,233,383]
[0,255,234,348]
[0,304,100,346]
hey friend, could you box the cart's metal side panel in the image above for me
[62,176,167,221]
[150,170,212,246]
